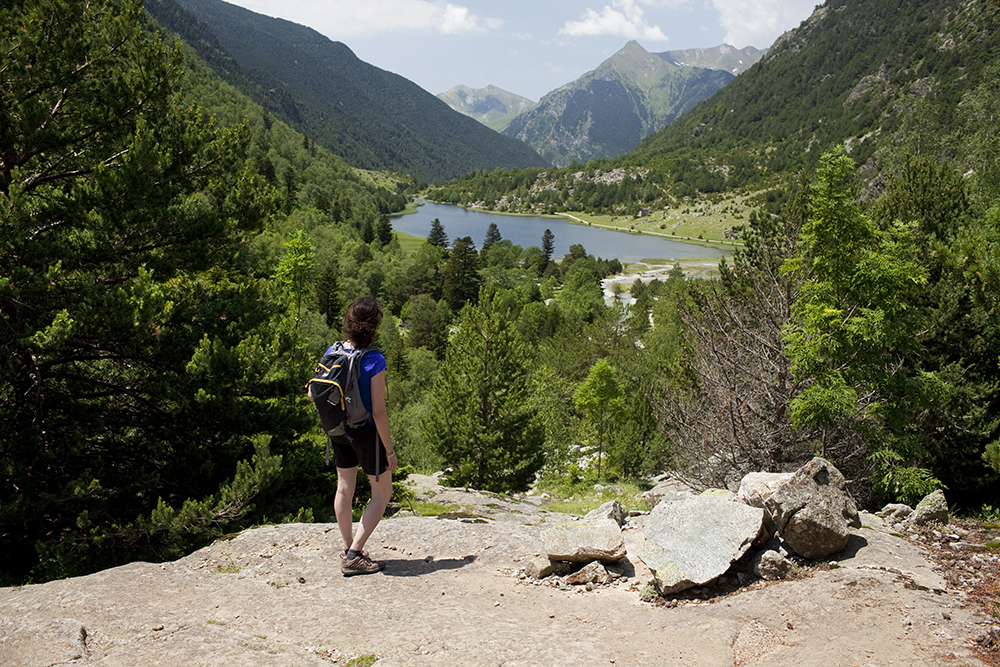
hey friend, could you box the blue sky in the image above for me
[222,0,820,101]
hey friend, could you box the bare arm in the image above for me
[369,370,397,473]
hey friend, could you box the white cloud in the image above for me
[559,0,670,41]
[709,0,818,48]
[230,0,501,38]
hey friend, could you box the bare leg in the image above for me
[350,472,392,552]
[335,466,358,551]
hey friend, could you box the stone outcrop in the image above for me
[763,457,861,560]
[542,517,626,563]
[639,492,765,594]
[909,490,949,526]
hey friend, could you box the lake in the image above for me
[391,201,725,264]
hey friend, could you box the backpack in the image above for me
[306,342,377,465]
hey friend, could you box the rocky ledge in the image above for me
[1,471,997,666]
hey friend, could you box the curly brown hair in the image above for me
[342,296,383,348]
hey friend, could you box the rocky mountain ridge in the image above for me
[436,85,537,132]
[655,44,766,75]
[502,41,735,166]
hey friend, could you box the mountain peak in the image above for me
[437,84,537,132]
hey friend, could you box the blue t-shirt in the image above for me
[324,344,386,416]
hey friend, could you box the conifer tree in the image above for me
[482,222,502,255]
[424,289,544,492]
[0,0,286,581]
[427,218,449,248]
[441,236,481,311]
[541,228,555,261]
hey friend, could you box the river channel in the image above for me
[391,201,725,264]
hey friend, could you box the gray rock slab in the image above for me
[639,493,765,594]
[543,517,626,563]
[0,483,983,667]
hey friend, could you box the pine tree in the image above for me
[0,0,285,582]
[541,228,555,261]
[375,214,394,246]
[441,236,481,311]
[424,289,544,492]
[427,218,449,248]
[482,222,502,256]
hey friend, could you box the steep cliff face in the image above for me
[503,41,734,166]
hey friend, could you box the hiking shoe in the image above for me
[341,554,385,576]
[339,548,368,564]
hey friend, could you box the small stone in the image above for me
[153,624,164,631]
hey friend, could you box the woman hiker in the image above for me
[313,296,398,576]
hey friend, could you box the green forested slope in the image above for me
[147,0,548,182]
[632,0,1000,178]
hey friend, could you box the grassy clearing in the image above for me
[393,230,425,255]
[536,479,650,515]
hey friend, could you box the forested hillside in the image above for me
[632,0,1000,182]
[146,0,548,182]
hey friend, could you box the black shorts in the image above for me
[330,423,390,476]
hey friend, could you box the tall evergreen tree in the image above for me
[441,236,481,311]
[482,222,502,256]
[541,228,555,261]
[424,289,544,492]
[0,0,287,581]
[427,218,449,248]
[375,214,394,246]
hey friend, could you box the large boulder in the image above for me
[738,472,794,538]
[543,517,626,564]
[909,490,949,526]
[638,493,765,594]
[763,457,861,559]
